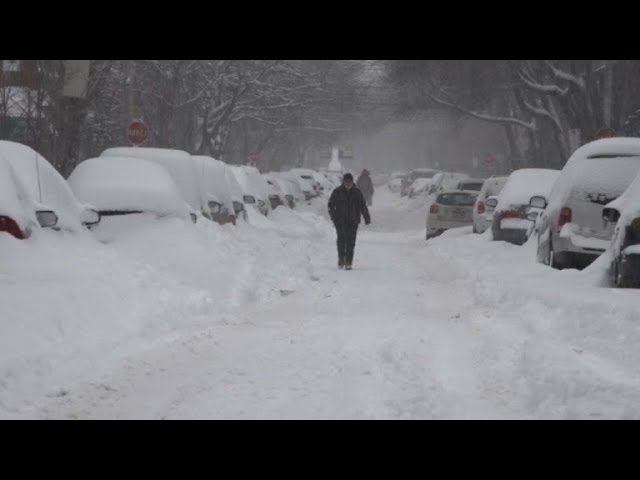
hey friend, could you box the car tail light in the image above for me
[429,204,438,214]
[0,216,26,239]
[559,207,572,226]
[477,202,485,214]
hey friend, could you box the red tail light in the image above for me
[229,214,237,226]
[0,216,26,239]
[559,207,572,226]
[477,202,485,214]
[429,204,439,214]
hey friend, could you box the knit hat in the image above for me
[343,173,354,183]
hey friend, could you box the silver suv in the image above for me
[536,138,640,270]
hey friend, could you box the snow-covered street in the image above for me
[4,188,640,419]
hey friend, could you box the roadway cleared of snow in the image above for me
[3,189,640,419]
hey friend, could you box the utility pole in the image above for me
[60,60,90,176]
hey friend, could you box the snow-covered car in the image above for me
[324,172,342,187]
[408,178,432,198]
[472,176,508,234]
[224,165,247,222]
[491,168,560,245]
[535,138,640,270]
[388,177,404,193]
[101,147,209,219]
[264,175,287,210]
[602,169,640,287]
[279,174,305,204]
[289,168,321,197]
[230,165,270,216]
[311,170,334,193]
[265,174,296,209]
[0,140,100,235]
[456,178,485,192]
[426,190,478,239]
[282,171,315,200]
[192,156,239,225]
[428,172,470,197]
[68,156,197,225]
[0,157,59,239]
[402,168,439,197]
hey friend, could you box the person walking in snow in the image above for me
[328,173,371,270]
[356,169,374,206]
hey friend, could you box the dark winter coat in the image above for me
[328,185,371,228]
[356,173,374,198]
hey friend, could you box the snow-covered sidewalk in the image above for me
[3,190,640,419]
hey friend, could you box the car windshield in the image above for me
[414,171,436,179]
[437,193,477,206]
[459,182,483,191]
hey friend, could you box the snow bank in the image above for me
[0,228,213,417]
[0,192,332,417]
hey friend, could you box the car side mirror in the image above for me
[529,196,547,209]
[602,207,621,224]
[36,210,58,228]
[485,197,498,208]
[80,208,101,226]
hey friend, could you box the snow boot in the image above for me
[345,263,352,270]
[338,257,345,269]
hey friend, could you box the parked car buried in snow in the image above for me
[426,190,478,240]
[408,178,433,199]
[0,157,60,239]
[101,147,209,221]
[472,176,508,234]
[68,156,197,226]
[492,168,560,245]
[230,165,270,216]
[402,168,439,197]
[192,156,239,225]
[0,140,100,238]
[536,138,640,270]
[596,166,640,287]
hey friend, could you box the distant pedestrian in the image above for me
[356,169,374,206]
[328,173,371,270]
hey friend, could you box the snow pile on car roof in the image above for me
[69,156,190,216]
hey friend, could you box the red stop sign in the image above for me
[596,127,616,139]
[127,120,148,146]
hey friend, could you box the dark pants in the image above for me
[336,223,359,264]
